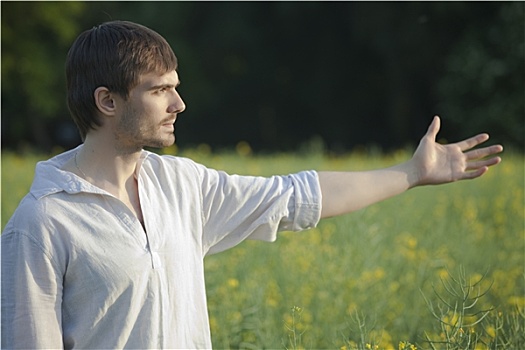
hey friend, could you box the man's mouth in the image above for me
[162,118,176,127]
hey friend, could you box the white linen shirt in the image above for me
[1,146,322,349]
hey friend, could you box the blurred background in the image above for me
[2,1,523,153]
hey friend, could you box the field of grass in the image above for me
[2,146,524,349]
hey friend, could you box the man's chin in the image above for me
[146,137,176,150]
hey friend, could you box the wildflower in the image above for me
[226,278,239,288]
[399,341,417,350]
[235,141,252,157]
[407,237,417,249]
[486,326,496,338]
[292,306,302,313]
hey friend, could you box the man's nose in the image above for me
[168,92,186,114]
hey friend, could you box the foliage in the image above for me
[436,2,525,151]
[198,149,524,349]
[1,2,523,152]
[1,1,86,148]
[2,149,522,348]
[420,267,525,349]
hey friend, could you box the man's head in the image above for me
[66,21,178,140]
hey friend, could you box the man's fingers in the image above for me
[456,133,490,151]
[463,166,489,180]
[465,144,504,160]
[466,156,502,171]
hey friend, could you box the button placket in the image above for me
[137,174,163,270]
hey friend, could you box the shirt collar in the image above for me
[29,145,151,200]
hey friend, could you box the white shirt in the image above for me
[1,146,322,349]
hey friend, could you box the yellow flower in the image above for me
[486,326,496,338]
[407,237,417,249]
[227,278,239,288]
[399,341,417,350]
[235,141,252,157]
[292,306,302,313]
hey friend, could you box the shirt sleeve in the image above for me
[198,167,322,255]
[1,230,64,349]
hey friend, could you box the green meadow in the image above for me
[2,147,524,349]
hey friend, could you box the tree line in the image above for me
[2,1,523,153]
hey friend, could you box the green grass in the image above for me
[2,147,524,349]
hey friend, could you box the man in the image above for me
[1,21,502,349]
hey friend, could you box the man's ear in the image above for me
[94,86,117,116]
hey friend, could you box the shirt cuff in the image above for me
[287,170,322,231]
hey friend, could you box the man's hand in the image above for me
[319,116,503,218]
[411,116,503,187]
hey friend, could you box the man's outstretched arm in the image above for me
[319,116,503,218]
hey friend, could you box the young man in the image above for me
[1,21,502,349]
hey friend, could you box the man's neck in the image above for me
[77,133,143,193]
[70,133,145,227]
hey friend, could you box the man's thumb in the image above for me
[426,115,441,140]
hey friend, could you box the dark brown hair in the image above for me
[66,21,178,140]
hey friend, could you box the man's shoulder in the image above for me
[3,192,51,233]
[2,191,71,270]
[143,152,208,175]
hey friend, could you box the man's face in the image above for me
[113,70,185,152]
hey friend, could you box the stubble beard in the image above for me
[115,106,176,153]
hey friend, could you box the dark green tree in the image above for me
[2,1,86,150]
[2,2,522,152]
[436,2,524,151]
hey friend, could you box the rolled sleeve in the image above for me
[281,170,322,232]
[201,167,322,255]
